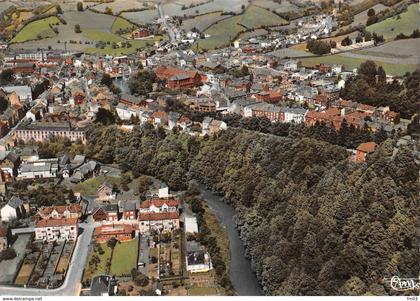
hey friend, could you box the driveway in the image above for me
[0,221,95,296]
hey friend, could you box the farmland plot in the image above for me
[181,12,231,32]
[11,16,61,43]
[197,5,287,49]
[367,4,420,40]
[122,9,159,24]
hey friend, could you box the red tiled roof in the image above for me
[357,142,377,153]
[139,211,179,221]
[38,205,81,216]
[94,224,133,236]
[140,199,179,209]
[36,218,78,228]
[156,66,198,80]
[151,111,168,120]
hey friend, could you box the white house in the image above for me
[116,103,138,120]
[35,218,78,242]
[282,107,307,124]
[2,86,33,104]
[1,196,24,222]
[186,241,213,273]
[138,211,180,233]
[17,159,58,179]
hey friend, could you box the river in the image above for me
[197,184,263,296]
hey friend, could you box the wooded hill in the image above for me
[83,124,418,295]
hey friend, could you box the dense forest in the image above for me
[82,124,418,295]
[340,61,420,119]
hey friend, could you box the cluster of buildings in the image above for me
[91,196,181,242]
[0,149,100,189]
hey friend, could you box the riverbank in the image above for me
[197,184,263,296]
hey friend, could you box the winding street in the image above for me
[0,221,95,296]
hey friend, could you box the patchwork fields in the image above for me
[195,5,288,50]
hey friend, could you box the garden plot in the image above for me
[109,239,138,276]
[28,243,54,287]
[83,243,112,283]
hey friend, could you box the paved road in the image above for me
[0,221,95,296]
[158,3,175,42]
[138,235,149,275]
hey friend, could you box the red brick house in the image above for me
[355,142,377,163]
[94,224,134,242]
[131,29,150,39]
[156,66,201,90]
[122,202,137,220]
[92,204,119,222]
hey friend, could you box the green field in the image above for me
[237,5,288,29]
[111,16,135,34]
[299,54,418,76]
[11,16,60,43]
[196,5,288,50]
[110,239,138,276]
[367,4,420,41]
[83,29,163,55]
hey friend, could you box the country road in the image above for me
[0,221,95,296]
[158,3,175,42]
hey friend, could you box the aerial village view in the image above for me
[0,0,418,299]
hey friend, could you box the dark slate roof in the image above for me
[90,275,112,296]
[102,204,119,213]
[7,196,23,209]
[122,202,136,212]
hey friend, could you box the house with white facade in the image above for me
[281,107,307,124]
[17,158,58,179]
[186,241,213,273]
[1,196,25,222]
[35,218,78,242]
